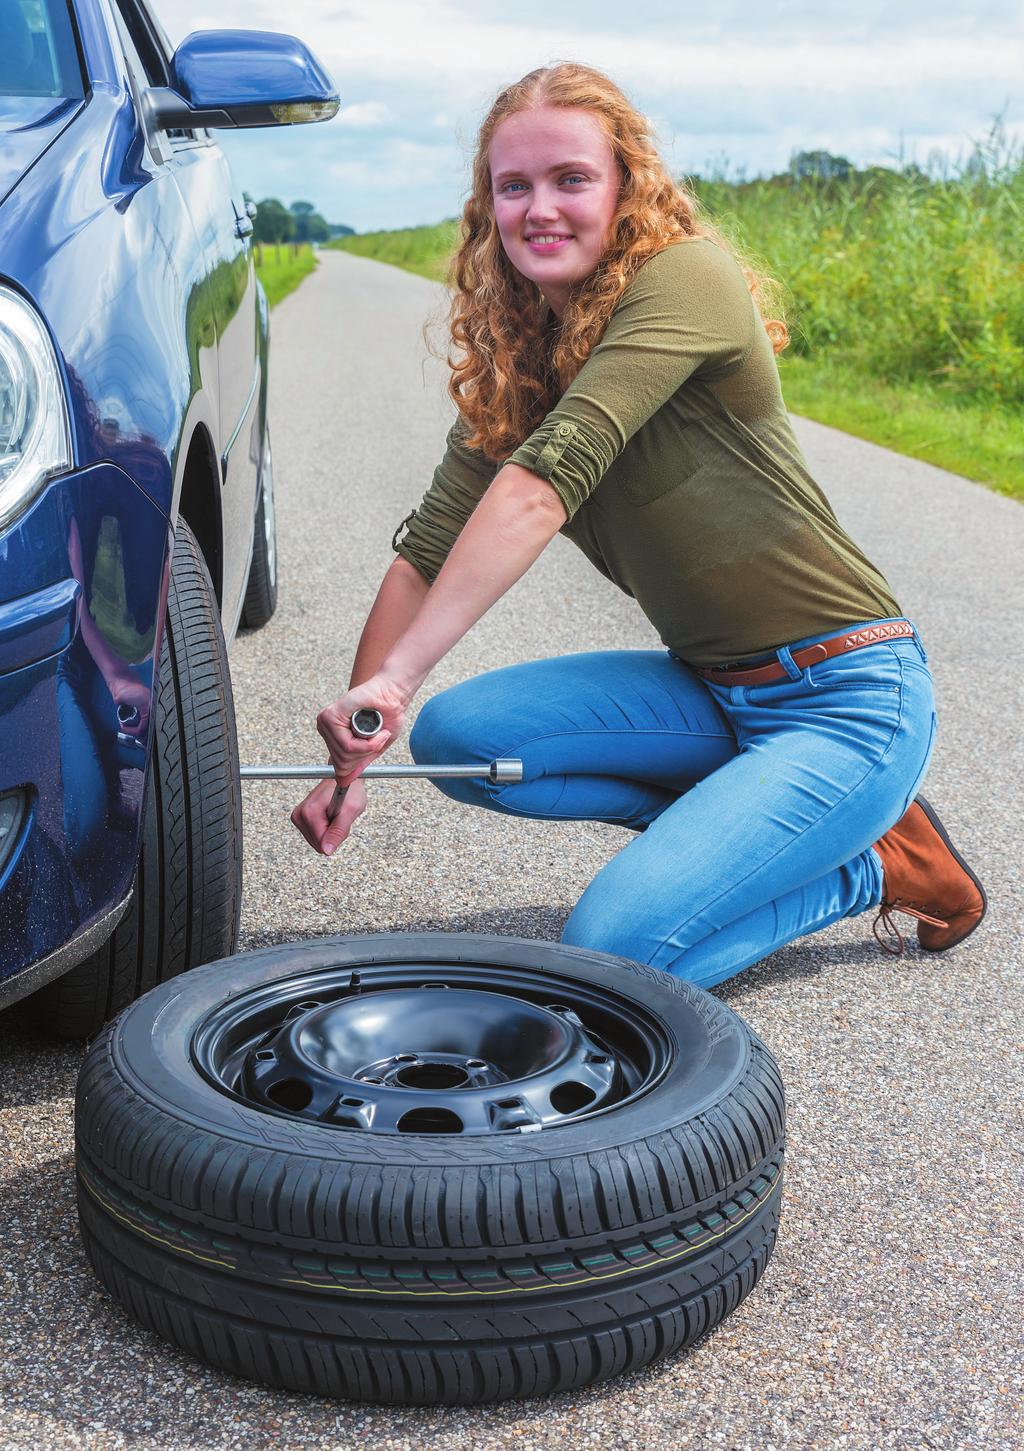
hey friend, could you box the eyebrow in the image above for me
[492,159,598,184]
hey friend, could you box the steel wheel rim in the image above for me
[191,959,671,1136]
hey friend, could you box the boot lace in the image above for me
[872,899,949,957]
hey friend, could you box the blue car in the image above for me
[0,0,338,1035]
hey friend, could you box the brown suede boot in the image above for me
[871,796,987,955]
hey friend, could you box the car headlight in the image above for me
[0,789,29,880]
[0,285,72,533]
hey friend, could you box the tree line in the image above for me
[245,197,354,245]
[688,146,1002,194]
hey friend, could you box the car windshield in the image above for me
[0,0,83,99]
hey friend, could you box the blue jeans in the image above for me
[408,619,937,989]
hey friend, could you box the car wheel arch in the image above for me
[173,419,223,608]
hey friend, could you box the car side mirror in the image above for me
[144,29,339,132]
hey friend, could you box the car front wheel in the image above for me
[28,519,243,1038]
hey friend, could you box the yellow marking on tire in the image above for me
[81,1164,780,1297]
[79,1175,236,1270]
[277,1172,781,1297]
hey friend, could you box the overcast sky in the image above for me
[157,0,1022,232]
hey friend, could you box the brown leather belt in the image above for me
[695,619,917,687]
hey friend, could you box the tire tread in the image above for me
[79,1200,778,1404]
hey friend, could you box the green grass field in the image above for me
[329,141,1023,500]
[254,242,318,308]
[779,356,1023,499]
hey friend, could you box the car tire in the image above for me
[241,427,278,630]
[30,520,243,1039]
[75,933,785,1405]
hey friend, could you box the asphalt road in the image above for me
[2,250,1021,1450]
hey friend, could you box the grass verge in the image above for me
[328,223,457,284]
[779,355,1023,501]
[254,242,318,308]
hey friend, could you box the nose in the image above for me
[525,183,563,229]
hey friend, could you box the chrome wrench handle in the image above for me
[240,761,524,782]
[239,698,525,825]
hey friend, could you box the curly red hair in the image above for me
[428,63,788,463]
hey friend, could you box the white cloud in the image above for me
[166,1,1021,94]
[159,0,1022,87]
[334,100,393,128]
[157,0,1022,230]
[326,138,460,188]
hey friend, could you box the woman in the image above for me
[291,63,985,987]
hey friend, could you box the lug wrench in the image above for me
[240,709,523,823]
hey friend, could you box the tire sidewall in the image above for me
[99,933,754,1167]
[255,438,277,598]
[241,428,278,626]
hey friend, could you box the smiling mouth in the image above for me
[526,235,574,245]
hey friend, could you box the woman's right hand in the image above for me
[290,774,369,857]
[291,673,409,856]
[314,674,406,786]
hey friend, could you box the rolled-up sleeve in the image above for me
[391,417,499,582]
[507,239,756,520]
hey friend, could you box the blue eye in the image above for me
[499,175,586,193]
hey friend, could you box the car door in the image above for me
[113,0,261,632]
[163,132,260,634]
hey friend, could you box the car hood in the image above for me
[0,96,83,208]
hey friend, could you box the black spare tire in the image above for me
[75,933,785,1405]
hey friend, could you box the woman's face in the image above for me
[490,106,622,318]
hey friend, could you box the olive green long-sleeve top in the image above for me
[391,237,900,668]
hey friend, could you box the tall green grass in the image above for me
[693,126,1024,415]
[328,222,458,284]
